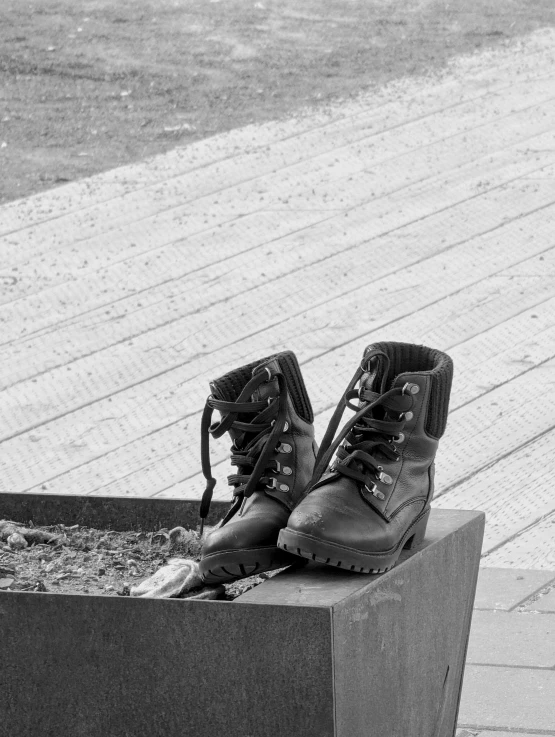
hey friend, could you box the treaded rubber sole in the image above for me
[277,509,430,574]
[200,545,297,584]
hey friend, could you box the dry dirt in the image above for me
[0,521,281,599]
[1,0,555,205]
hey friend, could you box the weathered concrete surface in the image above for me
[467,611,555,668]
[473,568,555,611]
[522,585,555,613]
[459,666,555,732]
[459,568,555,734]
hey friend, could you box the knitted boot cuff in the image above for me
[210,351,314,424]
[364,341,453,439]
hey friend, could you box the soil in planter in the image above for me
[0,522,284,600]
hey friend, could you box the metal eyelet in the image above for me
[394,433,405,443]
[404,411,414,421]
[283,421,289,432]
[264,367,272,381]
[402,382,420,395]
[364,482,385,501]
[377,471,393,485]
[266,478,290,492]
[277,442,292,453]
[282,466,292,476]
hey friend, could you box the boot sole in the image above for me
[200,545,297,584]
[277,509,430,574]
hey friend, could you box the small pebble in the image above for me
[7,533,28,550]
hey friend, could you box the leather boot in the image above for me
[278,342,453,573]
[199,351,317,584]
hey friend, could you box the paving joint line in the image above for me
[5,187,555,394]
[449,350,555,415]
[469,663,555,671]
[508,574,555,612]
[0,209,343,345]
[4,111,555,315]
[3,57,551,239]
[4,83,555,274]
[301,240,555,371]
[458,725,555,735]
[436,419,555,501]
[12,249,555,495]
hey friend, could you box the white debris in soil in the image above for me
[0,520,285,600]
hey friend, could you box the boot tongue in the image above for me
[357,353,410,421]
[358,371,386,422]
[359,364,381,398]
[358,350,390,410]
[250,357,280,402]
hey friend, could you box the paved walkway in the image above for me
[458,567,555,735]
[1,29,555,736]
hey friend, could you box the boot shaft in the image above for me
[361,341,453,439]
[208,351,316,513]
[357,341,453,517]
[311,341,453,520]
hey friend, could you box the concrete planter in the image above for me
[0,493,484,737]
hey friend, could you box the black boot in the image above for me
[199,351,317,584]
[278,342,453,573]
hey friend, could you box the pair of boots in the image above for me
[198,342,453,584]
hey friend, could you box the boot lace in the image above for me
[309,350,415,498]
[199,368,289,534]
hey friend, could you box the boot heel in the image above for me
[404,509,430,550]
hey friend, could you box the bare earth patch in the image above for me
[1,0,555,204]
[0,520,281,599]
